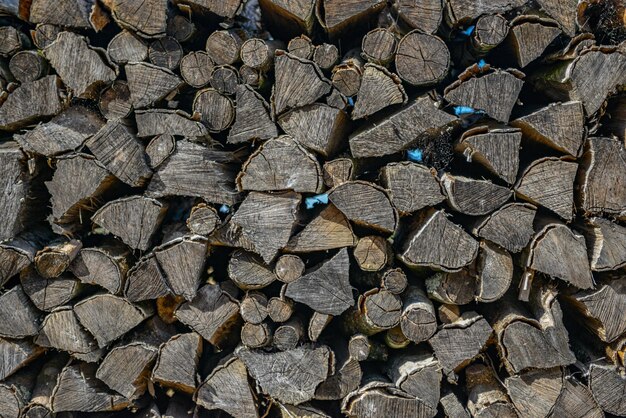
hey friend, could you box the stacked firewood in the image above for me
[0,0,625,417]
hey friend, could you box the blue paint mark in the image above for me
[460,25,475,36]
[347,97,354,106]
[477,59,487,69]
[453,106,477,116]
[305,193,329,209]
[219,204,231,214]
[407,148,424,163]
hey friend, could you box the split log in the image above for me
[353,235,390,272]
[465,363,517,417]
[349,94,457,158]
[0,26,27,57]
[0,75,64,131]
[285,248,354,315]
[31,24,62,50]
[193,88,235,132]
[236,345,331,405]
[400,209,479,272]
[107,30,148,65]
[21,268,81,311]
[74,294,152,347]
[23,354,66,417]
[145,134,176,169]
[440,390,470,418]
[329,181,397,234]
[0,143,35,241]
[205,29,246,65]
[172,0,241,19]
[86,120,152,187]
[445,0,526,26]
[271,50,332,116]
[228,85,277,143]
[473,202,536,253]
[491,287,576,374]
[237,135,323,193]
[175,284,240,347]
[149,36,183,70]
[285,204,357,253]
[400,286,437,344]
[444,68,525,123]
[103,0,168,38]
[195,356,258,418]
[274,317,304,351]
[313,43,339,71]
[210,65,239,95]
[287,35,314,59]
[228,249,277,290]
[267,296,294,323]
[426,268,476,305]
[241,321,272,348]
[34,239,81,278]
[35,307,99,357]
[455,124,522,185]
[319,0,386,38]
[124,254,170,302]
[395,31,449,86]
[155,235,208,301]
[278,103,350,157]
[240,291,268,324]
[50,362,129,412]
[125,62,183,109]
[351,63,407,120]
[180,51,214,88]
[308,312,332,342]
[588,361,626,416]
[380,162,445,215]
[44,31,116,99]
[387,351,441,412]
[9,50,48,83]
[515,157,577,221]
[275,254,305,283]
[323,158,354,188]
[96,342,158,400]
[509,16,561,68]
[98,81,133,120]
[475,241,513,303]
[230,191,300,263]
[536,0,577,35]
[14,105,104,157]
[524,222,594,289]
[472,14,509,53]
[381,268,408,294]
[580,217,626,271]
[259,0,315,37]
[71,242,129,294]
[344,288,402,335]
[135,109,208,138]
[579,136,626,217]
[315,346,362,400]
[152,332,202,394]
[392,0,442,33]
[0,286,42,338]
[441,173,511,216]
[241,38,283,71]
[428,312,492,379]
[0,366,37,418]
[341,380,434,418]
[187,203,219,236]
[147,139,240,205]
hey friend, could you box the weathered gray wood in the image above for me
[210,64,239,95]
[274,317,304,351]
[509,16,561,68]
[193,87,235,132]
[0,75,64,131]
[313,43,339,71]
[441,173,511,216]
[323,158,354,188]
[0,286,41,338]
[466,363,517,417]
[241,38,283,71]
[172,0,241,19]
[98,80,133,120]
[155,235,208,301]
[473,14,509,53]
[237,136,323,193]
[124,254,170,302]
[0,143,34,241]
[228,249,277,290]
[320,0,386,37]
[149,36,183,70]
[588,361,626,416]
[473,202,536,253]
[34,239,81,278]
[387,351,441,412]
[71,242,129,294]
[315,349,362,400]
[331,49,363,97]
[0,26,27,57]
[308,311,332,342]
[445,0,526,26]
[352,63,407,120]
[135,109,208,138]
[349,94,457,158]
[236,345,330,405]
[393,0,442,33]
[23,354,66,417]
[175,284,240,347]
[125,62,183,109]
[31,24,62,50]
[240,321,272,348]
[353,235,390,272]
[0,231,48,286]
[9,50,48,83]
[187,203,219,236]
[396,31,449,86]
[287,35,314,59]
[361,28,397,66]
[21,268,80,311]
[107,30,148,65]
[380,162,445,215]
[240,291,268,325]
[426,267,476,306]
[440,390,470,418]
[581,217,626,271]
[286,204,357,253]
[275,255,305,284]
[475,241,513,303]
[103,0,168,38]
[341,380,434,418]
[286,248,354,315]
[344,288,402,335]
[36,307,99,357]
[96,342,157,400]
[180,51,214,88]
[329,181,397,234]
[259,0,315,37]
[381,268,407,295]
[44,32,116,99]
[228,84,278,144]
[205,29,246,65]
[268,296,295,323]
[400,286,437,344]
[145,134,176,169]
[152,332,202,394]
[400,209,479,272]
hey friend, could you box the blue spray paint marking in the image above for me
[453,106,477,116]
[347,97,354,106]
[305,193,329,209]
[477,59,487,69]
[219,204,231,214]
[407,148,424,163]
[460,25,475,36]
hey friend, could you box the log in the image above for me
[155,235,208,301]
[319,0,386,38]
[474,241,513,303]
[329,181,397,234]
[21,268,81,311]
[275,254,305,283]
[308,311,332,342]
[240,321,272,348]
[313,43,339,71]
[239,64,264,90]
[236,345,330,405]
[440,173,511,216]
[395,31,449,86]
[440,390,470,418]
[34,239,81,278]
[0,142,36,241]
[0,75,64,131]
[400,209,479,272]
[455,124,522,185]
[341,380,433,418]
[24,355,66,417]
[445,0,526,26]
[472,14,509,53]
[124,254,170,302]
[349,94,457,158]
[240,291,268,324]
[195,356,258,418]
[237,135,323,193]
[515,157,577,221]
[71,242,129,294]
[353,235,390,272]
[172,0,241,19]
[351,63,407,120]
[187,203,219,236]
[175,284,240,347]
[35,307,99,357]
[9,50,47,83]
[274,317,304,351]
[579,136,626,217]
[323,158,354,188]
[107,30,148,65]
[30,24,61,49]
[472,202,536,253]
[241,38,283,71]
[228,84,278,144]
[399,286,437,344]
[152,332,202,394]
[387,351,441,412]
[44,31,116,99]
[0,286,41,338]
[98,80,133,120]
[580,217,626,271]
[271,51,332,116]
[267,296,294,323]
[228,249,277,290]
[588,361,626,416]
[125,62,183,109]
[0,366,37,418]
[135,109,208,138]
[392,0,442,33]
[426,268,476,305]
[536,0,577,36]
[285,204,357,253]
[148,36,183,70]
[193,87,235,132]
[205,29,245,65]
[381,268,408,295]
[380,162,445,215]
[145,134,176,168]
[259,0,315,38]
[509,16,561,68]
[278,103,350,157]
[287,35,314,59]
[331,49,363,97]
[465,363,517,417]
[344,288,402,335]
[103,0,168,38]
[209,64,239,95]
[0,26,27,57]
[180,51,214,88]
[96,342,158,400]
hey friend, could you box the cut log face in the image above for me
[0,287,42,338]
[99,81,133,120]
[395,31,449,86]
[135,109,208,138]
[380,162,445,215]
[71,244,128,294]
[175,0,241,19]
[387,352,441,410]
[354,236,390,272]
[525,223,594,289]
[444,70,524,123]
[581,217,626,271]
[237,136,323,193]
[21,268,80,311]
[193,88,235,132]
[92,196,167,251]
[285,248,354,315]
[272,51,332,116]
[352,64,407,120]
[0,75,64,131]
[579,137,626,217]
[236,345,330,405]
[187,203,219,236]
[474,14,509,51]
[286,204,357,252]
[152,333,202,394]
[511,101,585,157]
[175,284,240,347]
[0,143,32,242]
[329,181,397,234]
[96,342,157,400]
[228,84,278,144]
[107,30,148,65]
[349,94,457,158]
[125,62,183,109]
[515,157,578,221]
[211,64,239,95]
[44,32,116,99]
[589,361,626,416]
[35,239,82,279]
[0,338,42,381]
[149,36,183,70]
[446,0,526,25]
[228,249,277,290]
[287,35,314,59]
[361,28,397,65]
[509,18,562,68]
[0,26,25,56]
[106,0,168,38]
[393,0,442,33]
[441,174,511,216]
[401,209,479,272]
[341,381,436,418]
[456,125,522,185]
[400,286,437,343]
[180,51,214,88]
[36,307,99,356]
[124,254,170,302]
[475,241,513,303]
[155,236,208,301]
[0,234,42,287]
[473,202,536,253]
[320,0,386,37]
[466,363,517,417]
[145,134,176,169]
[195,356,258,418]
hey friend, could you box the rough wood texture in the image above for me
[287,35,314,59]
[475,241,513,303]
[0,75,63,131]
[275,255,305,283]
[34,239,81,278]
[152,332,202,393]
[342,380,435,418]
[126,62,183,109]
[0,286,42,338]
[323,158,354,188]
[206,29,245,65]
[446,0,526,26]
[0,143,34,241]
[21,268,80,311]
[320,0,386,37]
[329,181,397,234]
[155,235,207,301]
[441,174,511,216]
[124,254,170,302]
[173,0,241,19]
[72,243,129,294]
[353,235,390,272]
[96,342,157,400]
[180,51,214,88]
[393,0,442,33]
[509,16,561,68]
[466,363,517,417]
[395,31,449,86]
[210,65,239,95]
[135,109,207,139]
[149,36,183,70]
[228,250,277,290]
[473,14,509,52]
[473,202,536,253]
[145,134,176,169]
[400,286,437,343]
[588,361,626,416]
[99,81,133,120]
[352,63,407,120]
[186,203,219,236]
[313,43,339,70]
[9,50,48,83]
[107,30,148,65]
[104,0,168,38]
[36,307,99,357]
[581,217,626,271]
[228,84,277,144]
[193,87,235,132]
[285,204,357,253]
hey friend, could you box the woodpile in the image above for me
[0,0,625,417]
